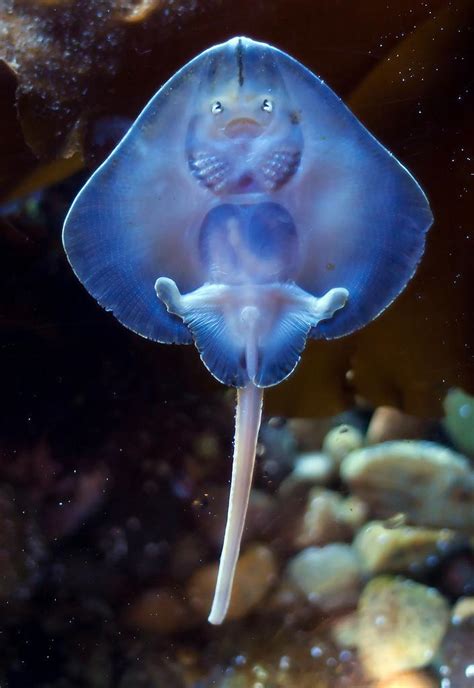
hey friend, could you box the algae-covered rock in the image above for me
[443,388,474,458]
[357,576,450,680]
[353,520,456,574]
[341,441,474,530]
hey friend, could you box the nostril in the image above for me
[225,118,263,139]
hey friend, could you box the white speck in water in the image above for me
[310,646,323,658]
[466,665,474,678]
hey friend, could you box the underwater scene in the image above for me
[0,0,473,686]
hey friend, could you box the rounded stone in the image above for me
[287,544,363,612]
[330,612,359,649]
[357,576,450,680]
[443,387,474,457]
[295,488,368,548]
[452,596,474,625]
[287,418,334,451]
[341,441,474,530]
[124,587,196,634]
[322,424,364,466]
[283,452,336,489]
[194,486,275,549]
[375,671,437,688]
[367,406,431,444]
[186,544,277,620]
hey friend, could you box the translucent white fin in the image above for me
[156,277,348,387]
[208,383,263,624]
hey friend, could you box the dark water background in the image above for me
[0,1,473,686]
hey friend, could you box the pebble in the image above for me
[295,488,368,548]
[353,520,456,574]
[367,406,431,444]
[278,452,336,496]
[193,487,275,549]
[186,544,277,620]
[287,417,334,451]
[322,424,364,466]
[341,441,474,530]
[375,671,437,688]
[197,625,361,688]
[287,544,363,612]
[330,612,359,648]
[124,586,196,634]
[443,387,474,457]
[357,576,450,680]
[264,579,306,617]
[452,596,474,625]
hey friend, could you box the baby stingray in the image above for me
[63,37,433,624]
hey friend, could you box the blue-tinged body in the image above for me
[63,36,432,389]
[63,37,433,624]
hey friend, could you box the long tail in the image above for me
[208,383,264,625]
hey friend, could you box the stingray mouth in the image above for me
[224,117,263,139]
